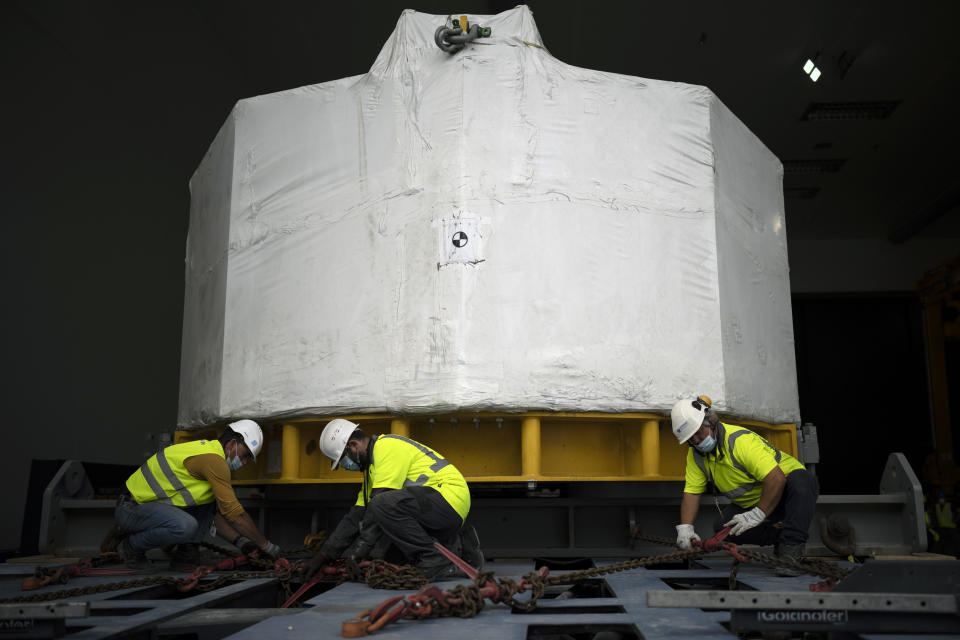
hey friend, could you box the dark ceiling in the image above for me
[6,1,959,246]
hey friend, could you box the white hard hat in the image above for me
[670,396,712,444]
[228,419,263,461]
[320,419,359,470]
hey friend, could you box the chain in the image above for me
[736,547,854,581]
[633,533,677,546]
[635,531,853,582]
[354,541,856,635]
[0,576,181,603]
[199,540,240,557]
[200,539,316,559]
[363,560,427,590]
[5,534,853,610]
[542,548,708,586]
[3,555,298,605]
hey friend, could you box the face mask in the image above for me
[226,442,245,471]
[340,454,361,471]
[694,435,717,454]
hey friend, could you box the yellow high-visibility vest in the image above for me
[936,501,956,529]
[126,440,225,507]
[926,510,941,542]
[684,422,806,507]
[355,435,471,522]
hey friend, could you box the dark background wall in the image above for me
[792,294,934,495]
[3,1,958,552]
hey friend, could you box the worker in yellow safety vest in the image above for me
[935,493,956,529]
[303,419,482,581]
[924,496,941,551]
[104,420,282,569]
[671,396,819,576]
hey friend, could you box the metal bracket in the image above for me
[879,452,927,552]
[38,461,95,555]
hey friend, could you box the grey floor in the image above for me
[2,555,955,640]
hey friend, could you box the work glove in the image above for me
[675,524,700,550]
[724,506,766,536]
[303,552,332,580]
[260,541,281,561]
[233,536,259,556]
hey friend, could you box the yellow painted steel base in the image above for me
[175,412,800,486]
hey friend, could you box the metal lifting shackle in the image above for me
[435,15,492,53]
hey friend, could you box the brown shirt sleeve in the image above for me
[183,453,246,522]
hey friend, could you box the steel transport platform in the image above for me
[2,554,957,640]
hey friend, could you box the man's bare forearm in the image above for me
[225,512,268,547]
[756,467,786,516]
[680,491,700,525]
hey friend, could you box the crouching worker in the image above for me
[303,419,482,582]
[105,420,282,569]
[671,396,818,576]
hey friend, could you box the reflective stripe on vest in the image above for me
[126,440,223,507]
[692,423,776,501]
[360,434,469,521]
[379,434,450,487]
[379,435,450,472]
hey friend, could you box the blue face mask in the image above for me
[340,454,361,471]
[228,455,243,471]
[694,435,717,454]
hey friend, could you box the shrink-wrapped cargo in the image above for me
[179,6,798,428]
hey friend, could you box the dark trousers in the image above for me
[365,486,462,565]
[115,498,215,554]
[713,469,819,546]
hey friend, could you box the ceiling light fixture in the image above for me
[802,58,821,82]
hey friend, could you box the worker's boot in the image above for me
[118,539,154,572]
[459,525,484,570]
[99,524,125,554]
[416,551,463,582]
[168,543,205,570]
[774,542,806,577]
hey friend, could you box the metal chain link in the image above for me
[5,532,853,608]
[0,575,183,604]
[362,561,427,590]
[543,548,708,586]
[636,531,854,582]
[736,547,855,581]
[200,539,317,560]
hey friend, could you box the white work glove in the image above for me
[233,536,258,555]
[675,524,700,550]
[260,541,281,560]
[724,506,766,536]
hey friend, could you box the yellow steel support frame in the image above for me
[281,424,300,480]
[175,412,800,486]
[521,417,541,478]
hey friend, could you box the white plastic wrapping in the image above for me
[178,6,799,427]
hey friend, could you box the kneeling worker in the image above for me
[109,420,282,568]
[671,396,818,575]
[304,419,480,581]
